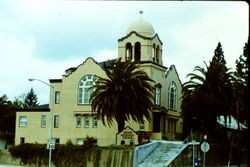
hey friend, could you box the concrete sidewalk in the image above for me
[0,164,24,167]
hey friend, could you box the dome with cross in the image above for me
[126,18,155,37]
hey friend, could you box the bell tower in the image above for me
[118,13,163,65]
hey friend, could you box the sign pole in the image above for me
[203,150,206,167]
[200,134,209,167]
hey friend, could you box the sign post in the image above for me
[200,135,210,167]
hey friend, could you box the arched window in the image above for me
[152,44,156,62]
[156,45,160,63]
[134,42,141,62]
[125,43,132,61]
[78,74,97,104]
[168,81,177,111]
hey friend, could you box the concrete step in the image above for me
[138,141,187,167]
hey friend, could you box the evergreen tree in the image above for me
[0,94,22,144]
[182,42,234,134]
[234,40,249,125]
[24,88,39,108]
[232,40,248,167]
[212,42,227,65]
[235,41,249,86]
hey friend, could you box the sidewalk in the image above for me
[0,165,24,167]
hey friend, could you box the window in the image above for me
[155,84,161,106]
[55,91,60,104]
[20,137,25,144]
[156,45,160,63]
[167,118,176,133]
[76,138,84,145]
[125,43,132,61]
[78,74,97,104]
[55,138,60,144]
[84,115,89,128]
[76,115,81,128]
[139,123,145,131]
[19,116,27,127]
[134,42,141,62]
[54,115,59,128]
[168,81,177,111]
[152,44,156,62]
[41,115,46,128]
[92,115,98,128]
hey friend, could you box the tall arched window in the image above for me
[125,43,132,61]
[78,74,97,104]
[168,81,177,111]
[152,44,156,62]
[134,42,141,62]
[156,45,160,63]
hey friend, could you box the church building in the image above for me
[15,17,183,146]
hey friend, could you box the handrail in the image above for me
[183,136,190,144]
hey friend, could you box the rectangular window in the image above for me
[155,87,161,105]
[76,138,84,145]
[84,115,89,128]
[76,115,82,128]
[19,116,27,127]
[139,123,145,131]
[55,91,60,104]
[20,137,25,144]
[92,115,98,128]
[84,88,93,104]
[41,115,46,128]
[55,138,60,144]
[54,115,59,128]
[78,88,83,104]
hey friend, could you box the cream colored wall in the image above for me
[15,57,183,146]
[15,112,51,145]
[15,35,183,146]
[51,58,118,146]
[164,66,183,134]
[118,33,162,64]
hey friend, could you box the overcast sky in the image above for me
[0,0,248,104]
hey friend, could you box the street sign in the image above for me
[200,141,210,152]
[47,139,56,150]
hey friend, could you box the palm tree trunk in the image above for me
[116,115,125,133]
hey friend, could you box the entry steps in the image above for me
[137,141,188,167]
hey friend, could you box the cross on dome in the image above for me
[139,10,144,15]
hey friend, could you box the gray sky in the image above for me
[0,0,248,104]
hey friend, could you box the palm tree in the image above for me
[182,60,234,134]
[91,60,155,133]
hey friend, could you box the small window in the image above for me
[155,84,162,106]
[92,115,98,128]
[54,115,59,128]
[20,137,25,144]
[55,138,60,144]
[76,115,82,128]
[41,115,46,128]
[84,115,89,128]
[76,138,84,145]
[19,116,27,127]
[139,123,145,131]
[125,43,132,61]
[134,42,141,62]
[55,91,60,104]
